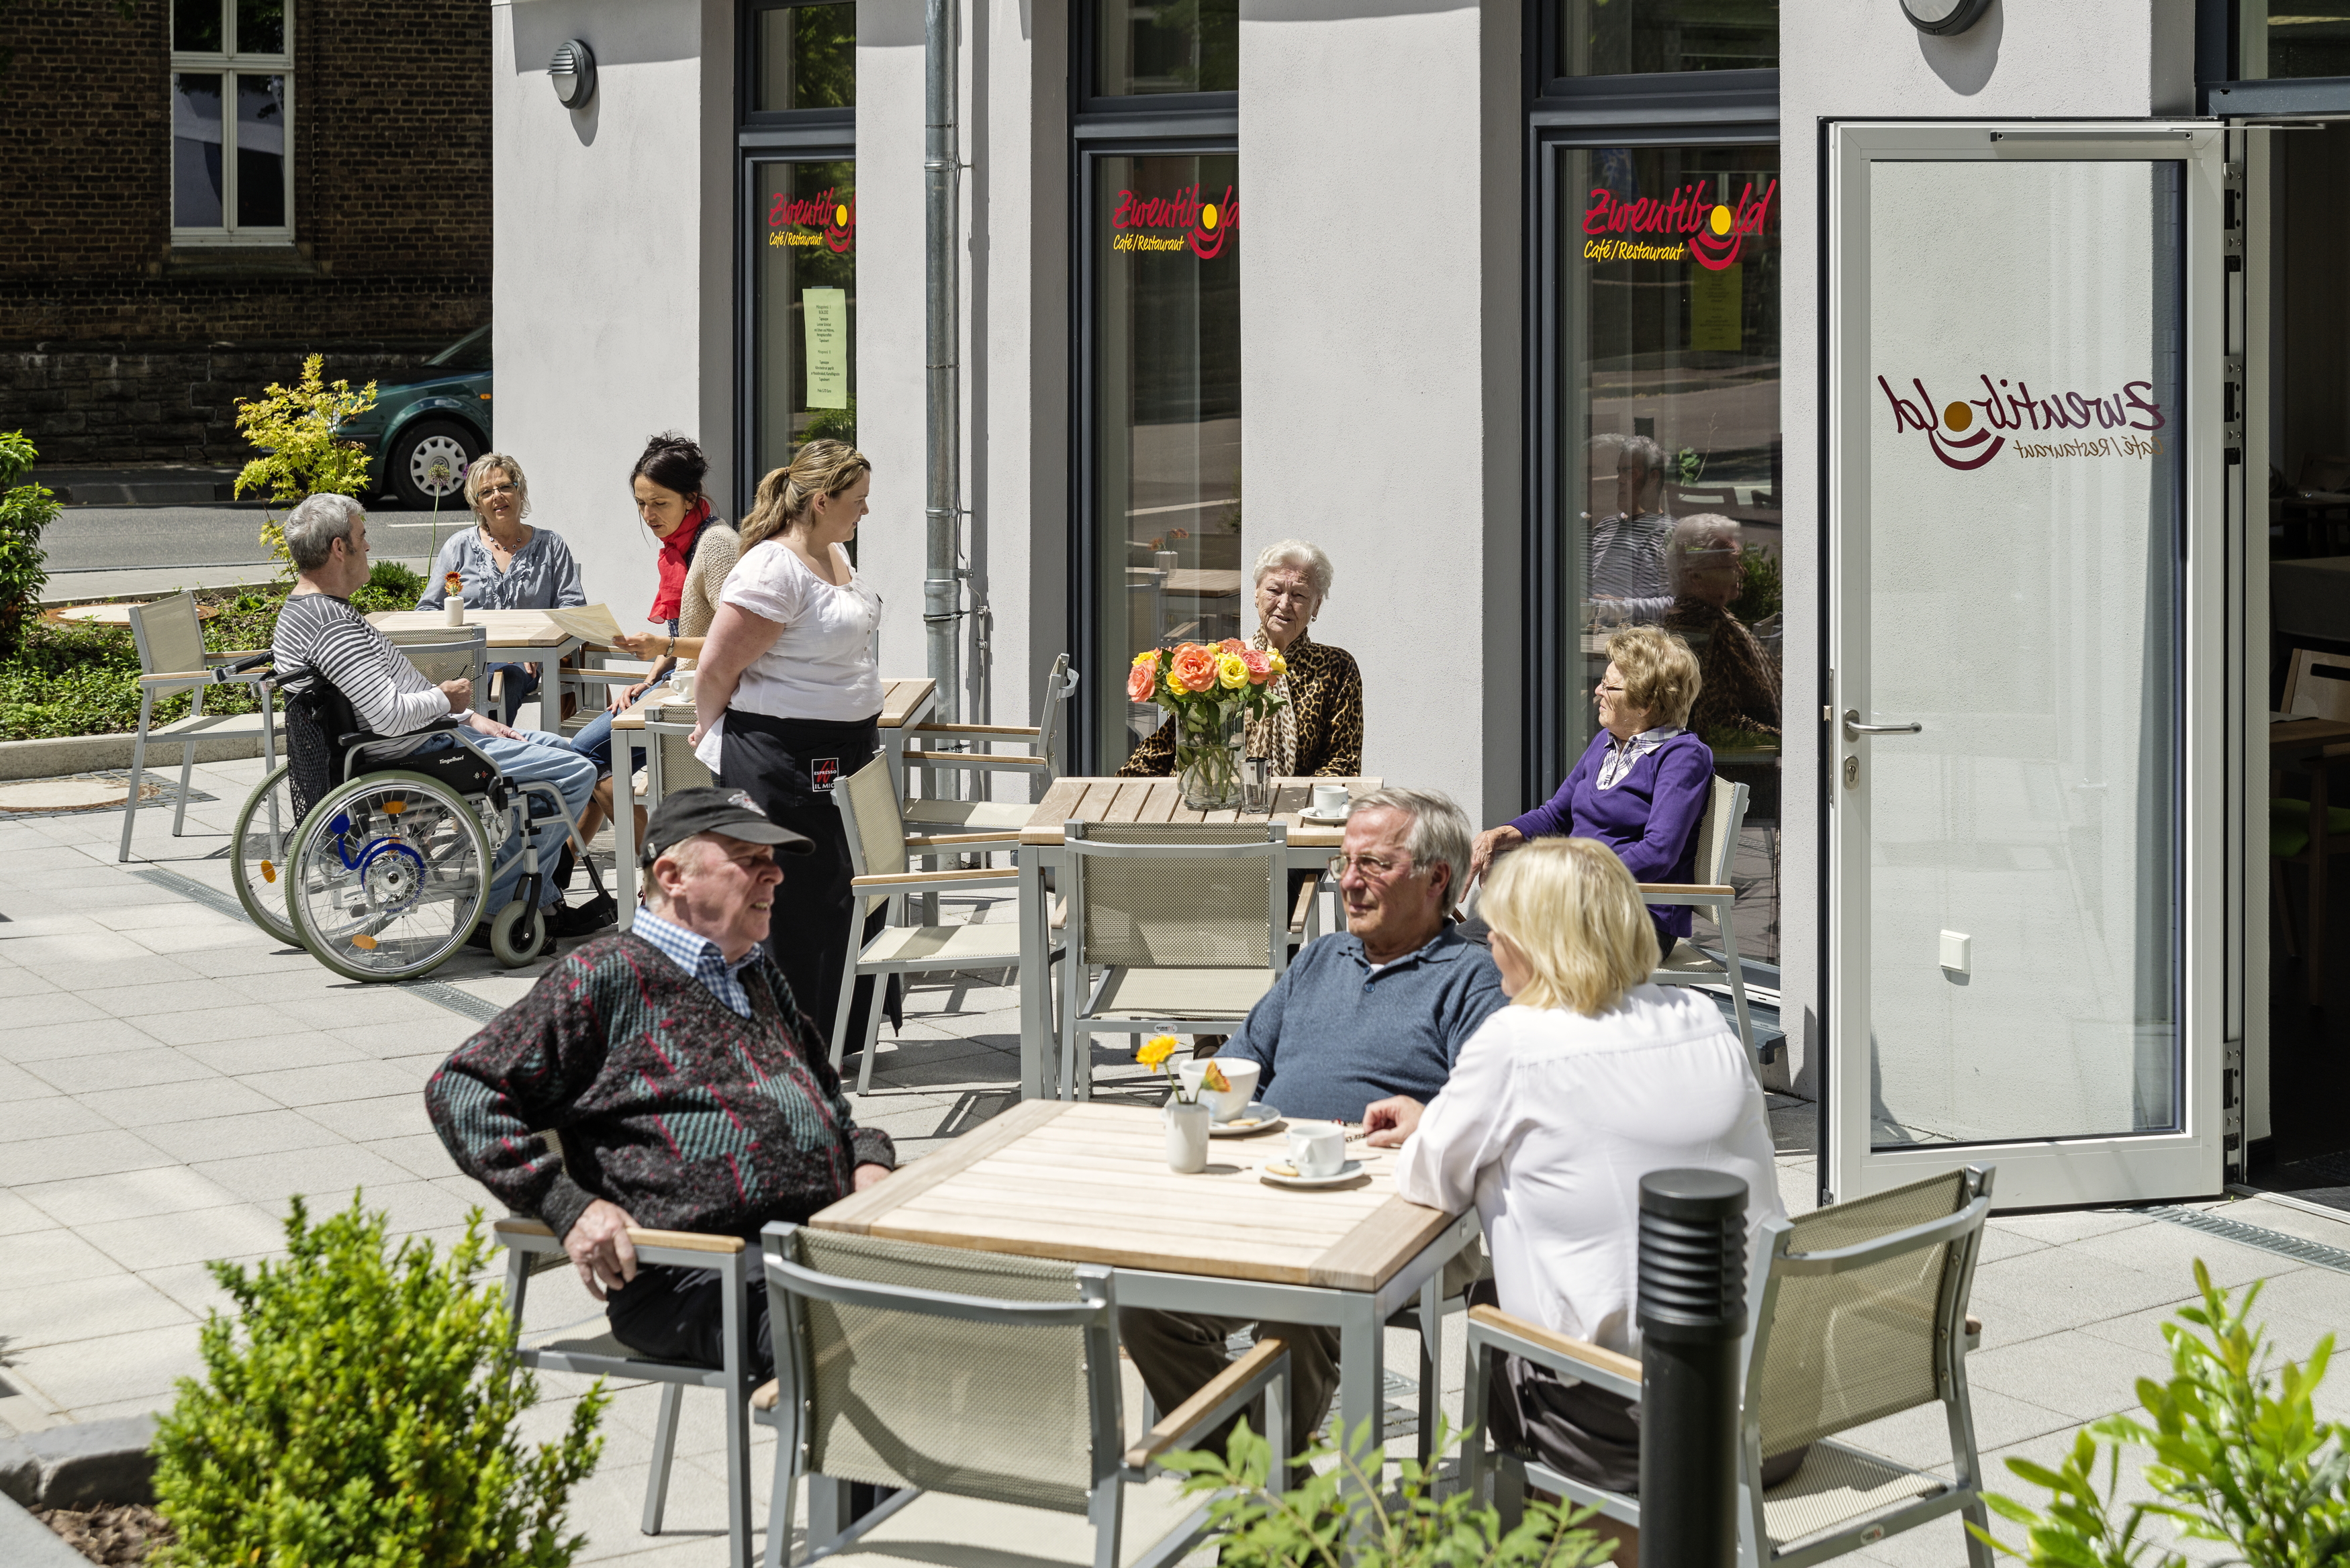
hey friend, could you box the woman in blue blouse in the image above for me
[416,452,587,724]
[1470,625,1713,956]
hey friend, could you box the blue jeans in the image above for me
[568,708,615,772]
[488,663,540,726]
[424,729,596,910]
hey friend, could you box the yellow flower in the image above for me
[1216,653,1249,689]
[1132,648,1160,666]
[1268,651,1288,679]
[1136,1034,1178,1069]
[1201,1060,1230,1093]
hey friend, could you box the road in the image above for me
[43,501,455,575]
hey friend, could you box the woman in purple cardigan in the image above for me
[1470,625,1713,956]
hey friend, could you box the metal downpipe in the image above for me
[923,0,962,724]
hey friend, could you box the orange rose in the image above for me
[1169,642,1220,693]
[1219,638,1246,654]
[1126,662,1156,702]
[1240,648,1273,684]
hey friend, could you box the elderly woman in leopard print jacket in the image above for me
[1119,538,1364,779]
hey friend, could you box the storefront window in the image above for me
[1557,0,1777,77]
[751,160,856,481]
[1558,142,1782,959]
[1089,152,1241,765]
[2236,2,2350,78]
[755,0,855,111]
[1094,0,1237,95]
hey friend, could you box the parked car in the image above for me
[336,324,493,509]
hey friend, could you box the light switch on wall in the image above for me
[1940,930,1971,975]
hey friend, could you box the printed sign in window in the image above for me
[1689,262,1743,352]
[804,287,849,409]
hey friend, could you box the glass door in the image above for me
[749,156,857,480]
[1826,123,2228,1208]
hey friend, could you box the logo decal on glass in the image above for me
[1111,183,1237,260]
[1583,178,1775,268]
[1877,375,2169,471]
[767,187,855,254]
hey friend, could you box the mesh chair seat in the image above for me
[860,921,1025,969]
[1654,939,1731,979]
[1089,965,1275,1020]
[904,798,1033,832]
[1762,1442,1946,1550]
[804,1478,1203,1567]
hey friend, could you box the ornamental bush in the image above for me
[0,430,60,656]
[232,354,379,577]
[150,1194,608,1568]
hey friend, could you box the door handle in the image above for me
[1843,709,1923,739]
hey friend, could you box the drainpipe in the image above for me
[923,0,963,724]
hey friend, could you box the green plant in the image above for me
[0,430,60,654]
[1676,445,1706,487]
[1730,542,1781,625]
[804,393,858,448]
[232,355,379,577]
[150,1194,607,1568]
[1163,1418,1614,1568]
[354,558,427,613]
[1973,1261,2350,1568]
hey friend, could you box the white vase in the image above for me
[1165,1099,1211,1173]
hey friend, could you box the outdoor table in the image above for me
[608,677,939,932]
[363,607,586,726]
[810,1099,1480,1484]
[1013,775,1381,1101]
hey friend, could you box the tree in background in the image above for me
[232,355,379,578]
[0,431,60,655]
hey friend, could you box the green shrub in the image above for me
[0,430,60,656]
[1163,1418,1613,1568]
[1974,1261,2350,1568]
[232,354,379,577]
[355,558,426,612]
[152,1195,607,1568]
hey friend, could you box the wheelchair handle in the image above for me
[214,652,274,681]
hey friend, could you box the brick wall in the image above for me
[0,0,491,462]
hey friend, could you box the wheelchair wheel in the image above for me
[286,771,492,983]
[487,899,549,967]
[230,762,300,947]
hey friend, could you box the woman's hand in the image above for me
[1469,824,1524,882]
[609,631,665,658]
[1362,1095,1426,1148]
[853,1163,891,1192]
[604,681,653,715]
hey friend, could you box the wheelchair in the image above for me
[229,656,608,983]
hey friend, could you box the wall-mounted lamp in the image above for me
[1900,0,1993,35]
[549,39,596,109]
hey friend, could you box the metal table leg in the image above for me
[1019,846,1052,1100]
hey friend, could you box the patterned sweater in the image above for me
[426,933,894,1241]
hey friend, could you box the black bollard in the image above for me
[1636,1169,1749,1568]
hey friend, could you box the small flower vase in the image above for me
[1165,1097,1211,1173]
[1174,703,1246,810]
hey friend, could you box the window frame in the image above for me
[738,0,857,130]
[169,1,295,244]
[2198,0,2350,113]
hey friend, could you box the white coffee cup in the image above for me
[1311,783,1350,817]
[1286,1121,1346,1179]
[666,669,697,705]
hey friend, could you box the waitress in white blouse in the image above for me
[690,440,884,1045]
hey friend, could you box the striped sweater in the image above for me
[271,590,451,735]
[425,932,894,1240]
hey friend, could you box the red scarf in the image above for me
[649,501,713,622]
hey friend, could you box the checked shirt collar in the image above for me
[630,905,765,1018]
[1597,724,1686,791]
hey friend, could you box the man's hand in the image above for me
[565,1199,640,1300]
[1468,824,1524,883]
[853,1162,891,1192]
[439,677,474,710]
[1362,1095,1426,1148]
[465,710,522,740]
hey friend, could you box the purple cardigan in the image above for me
[1509,729,1715,943]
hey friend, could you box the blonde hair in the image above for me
[463,453,530,519]
[1605,624,1701,728]
[1481,838,1658,1016]
[740,440,872,550]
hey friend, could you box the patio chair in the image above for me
[1057,820,1291,1101]
[753,1222,1292,1568]
[117,591,280,862]
[492,1217,763,1568]
[901,653,1081,830]
[1463,1165,1997,1568]
[1645,775,1762,1064]
[834,753,1054,1093]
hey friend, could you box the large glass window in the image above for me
[1558,142,1783,959]
[1094,0,1237,95]
[1558,0,1777,77]
[751,160,857,478]
[755,0,855,111]
[2235,2,2350,79]
[1089,152,1241,764]
[171,0,291,240]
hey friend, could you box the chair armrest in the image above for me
[901,831,1024,850]
[908,722,1044,738]
[906,749,1053,771]
[1124,1336,1288,1471]
[138,671,211,687]
[571,666,660,684]
[1468,1305,1643,1397]
[1288,875,1319,936]
[1636,883,1735,899]
[851,867,1021,889]
[491,1217,746,1255]
[205,649,269,662]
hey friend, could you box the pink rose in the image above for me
[1126,663,1156,702]
[1240,648,1274,684]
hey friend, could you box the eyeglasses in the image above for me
[1327,851,1420,881]
[476,483,519,500]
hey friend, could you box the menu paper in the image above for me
[541,604,627,646]
[804,287,849,409]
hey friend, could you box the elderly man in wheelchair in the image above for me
[254,493,612,981]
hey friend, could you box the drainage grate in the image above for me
[2140,1205,2350,1276]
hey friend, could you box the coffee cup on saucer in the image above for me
[1285,1121,1346,1179]
[1311,783,1350,818]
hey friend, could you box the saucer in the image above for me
[1259,1159,1366,1189]
[1208,1104,1284,1138]
[1297,805,1354,824]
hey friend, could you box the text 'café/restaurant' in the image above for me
[487,0,2350,1217]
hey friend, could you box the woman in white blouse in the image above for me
[1364,836,1785,1527]
[690,440,885,1045]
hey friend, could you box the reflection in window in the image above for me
[173,0,289,236]
[752,160,857,480]
[174,0,222,52]
[236,0,283,54]
[2238,2,2350,79]
[1557,0,1776,77]
[235,75,285,228]
[1095,0,1237,95]
[173,72,225,228]
[1092,153,1241,764]
[757,1,855,111]
[1560,143,1782,957]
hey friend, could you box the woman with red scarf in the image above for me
[568,433,740,842]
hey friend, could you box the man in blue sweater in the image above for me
[1121,786,1507,1462]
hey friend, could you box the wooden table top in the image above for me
[365,608,581,648]
[1019,777,1384,848]
[811,1101,1457,1292]
[612,676,939,732]
[2271,716,2350,750]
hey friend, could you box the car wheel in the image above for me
[388,420,482,510]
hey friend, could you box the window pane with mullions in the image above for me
[1094,0,1237,95]
[1557,0,1776,77]
[236,75,287,228]
[755,1,855,111]
[174,0,223,53]
[237,0,285,55]
[173,72,225,228]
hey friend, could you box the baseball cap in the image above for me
[641,787,814,865]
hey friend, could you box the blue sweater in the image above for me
[1509,728,1714,943]
[1223,925,1509,1124]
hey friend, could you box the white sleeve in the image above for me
[1395,1009,1519,1212]
[720,543,804,626]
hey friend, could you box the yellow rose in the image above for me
[1136,1034,1178,1069]
[1217,653,1249,689]
[1132,648,1160,667]
[1268,651,1288,679]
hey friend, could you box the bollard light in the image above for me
[1637,1169,1748,1568]
[549,39,597,109]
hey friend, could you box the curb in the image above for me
[0,729,283,783]
[0,1416,158,1510]
[0,1495,90,1568]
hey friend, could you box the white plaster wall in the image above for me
[1239,0,1523,828]
[491,0,737,634]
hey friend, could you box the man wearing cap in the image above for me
[426,786,895,1371]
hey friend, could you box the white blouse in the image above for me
[1395,986,1783,1358]
[719,540,883,722]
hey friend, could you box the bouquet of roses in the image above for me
[1127,638,1289,806]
